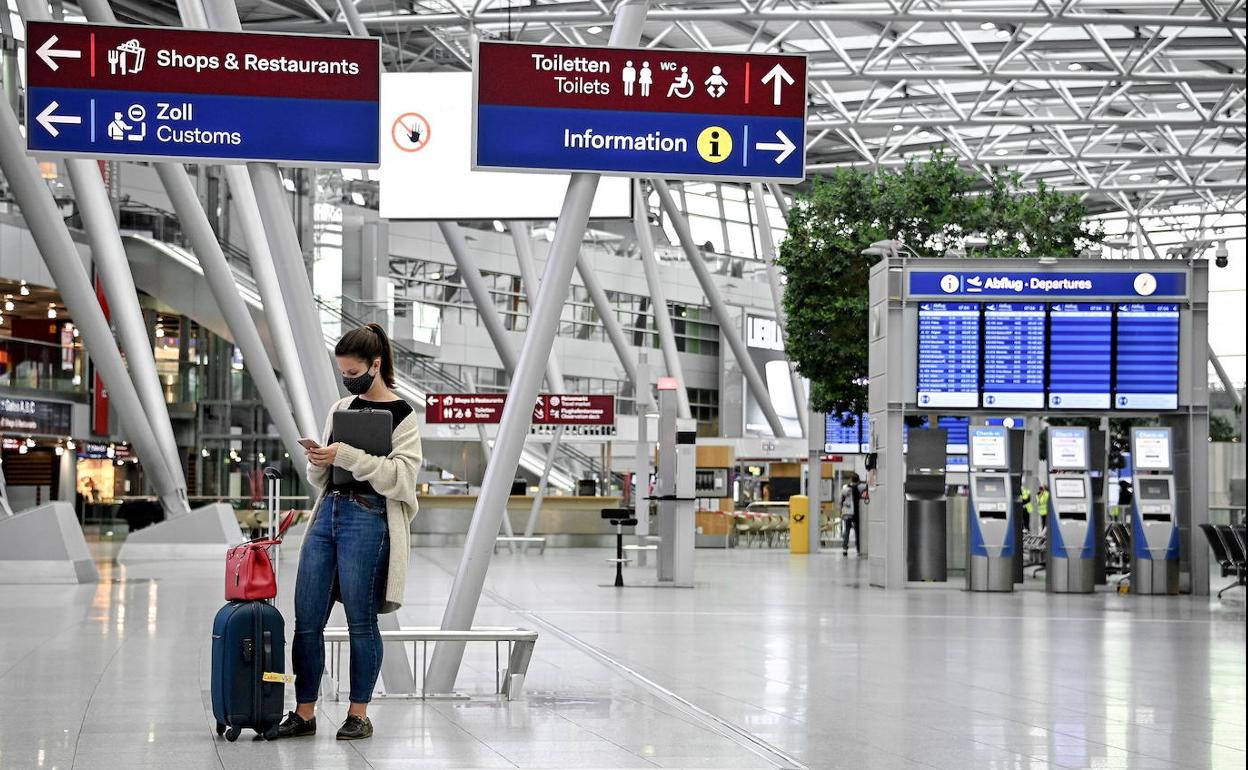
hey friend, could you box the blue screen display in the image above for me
[824,413,863,454]
[1115,304,1179,409]
[982,303,1046,409]
[939,416,970,453]
[917,303,980,408]
[1048,303,1112,409]
[858,412,872,453]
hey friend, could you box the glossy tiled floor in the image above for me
[0,542,1243,769]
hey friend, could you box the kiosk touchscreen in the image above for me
[967,426,1015,592]
[1047,425,1096,594]
[1130,428,1179,595]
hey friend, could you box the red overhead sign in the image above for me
[424,394,616,426]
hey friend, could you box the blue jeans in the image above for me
[292,491,390,704]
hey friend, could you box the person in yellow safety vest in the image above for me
[1036,484,1051,532]
[1018,486,1035,531]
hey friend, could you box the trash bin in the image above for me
[907,498,947,581]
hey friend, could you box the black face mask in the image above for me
[342,369,375,395]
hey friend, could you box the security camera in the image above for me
[1215,241,1229,268]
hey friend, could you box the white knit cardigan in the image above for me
[303,395,423,613]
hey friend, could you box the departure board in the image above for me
[981,303,1046,409]
[917,303,980,408]
[858,412,872,453]
[1115,304,1179,410]
[938,416,970,453]
[824,413,863,454]
[1048,303,1112,409]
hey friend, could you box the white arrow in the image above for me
[760,63,795,106]
[36,101,81,137]
[36,35,82,71]
[755,130,795,164]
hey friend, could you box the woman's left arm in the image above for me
[331,419,423,505]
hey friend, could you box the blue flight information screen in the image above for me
[1048,303,1112,409]
[981,303,1046,409]
[824,413,863,454]
[1115,304,1179,409]
[917,303,980,408]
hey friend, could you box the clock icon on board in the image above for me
[1134,272,1157,296]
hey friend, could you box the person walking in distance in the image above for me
[840,472,867,556]
[269,323,422,742]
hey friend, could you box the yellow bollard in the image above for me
[789,495,810,554]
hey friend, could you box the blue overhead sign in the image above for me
[909,270,1186,299]
[474,42,807,183]
[25,21,380,166]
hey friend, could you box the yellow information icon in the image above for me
[696,126,732,163]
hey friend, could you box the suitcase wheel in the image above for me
[215,721,226,737]
[225,726,242,742]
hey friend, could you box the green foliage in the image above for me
[1210,414,1241,442]
[777,152,1104,415]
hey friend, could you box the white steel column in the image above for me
[750,182,806,436]
[0,98,185,515]
[201,0,341,421]
[575,254,655,411]
[507,221,572,544]
[75,0,305,473]
[632,182,691,419]
[425,0,651,693]
[652,180,788,438]
[223,166,319,439]
[438,221,518,373]
[17,0,188,516]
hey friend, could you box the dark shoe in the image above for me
[336,714,373,741]
[267,710,316,740]
[842,549,848,555]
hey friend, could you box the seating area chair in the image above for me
[1203,523,1248,599]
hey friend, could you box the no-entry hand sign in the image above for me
[473,42,806,183]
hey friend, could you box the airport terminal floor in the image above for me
[0,544,1243,770]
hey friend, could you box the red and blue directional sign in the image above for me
[473,42,806,183]
[25,21,379,166]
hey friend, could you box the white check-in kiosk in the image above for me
[1047,427,1096,594]
[967,427,1016,592]
[1130,427,1180,595]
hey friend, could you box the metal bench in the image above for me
[493,535,547,554]
[321,627,538,701]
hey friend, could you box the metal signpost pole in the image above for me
[750,181,807,436]
[632,182,692,420]
[652,179,788,438]
[425,0,651,694]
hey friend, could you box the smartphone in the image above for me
[298,438,321,451]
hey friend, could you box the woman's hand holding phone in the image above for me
[306,442,341,467]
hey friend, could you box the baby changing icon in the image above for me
[108,39,145,75]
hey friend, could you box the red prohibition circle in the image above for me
[392,112,431,153]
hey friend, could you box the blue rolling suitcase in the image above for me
[211,600,286,741]
[211,467,289,742]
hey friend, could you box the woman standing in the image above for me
[270,323,422,741]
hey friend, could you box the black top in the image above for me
[328,396,414,496]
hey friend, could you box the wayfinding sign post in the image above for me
[473,41,807,183]
[25,21,380,165]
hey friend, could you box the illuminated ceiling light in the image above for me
[917,130,932,139]
[995,148,1008,156]
[1175,102,1191,110]
[66,439,76,450]
[587,25,603,34]
[47,303,57,319]
[18,444,27,455]
[492,220,505,232]
[71,374,81,385]
[154,324,165,338]
[979,21,996,30]
[281,177,296,193]
[201,448,210,458]
[257,453,267,464]
[19,281,30,296]
[1128,173,1142,181]
[3,300,12,311]
[106,444,116,458]
[350,191,366,206]
[26,437,35,447]
[994,29,1009,39]
[55,444,65,456]
[1066,62,1083,71]
[429,271,442,281]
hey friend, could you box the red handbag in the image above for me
[225,510,297,601]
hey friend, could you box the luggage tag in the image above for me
[262,672,296,685]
